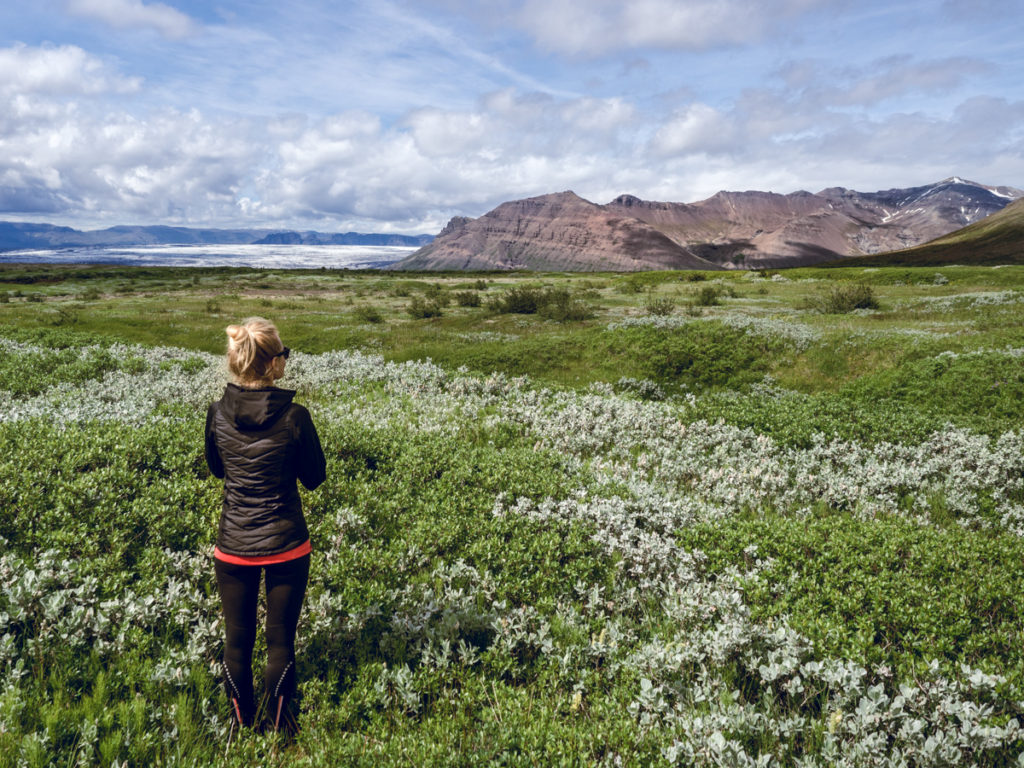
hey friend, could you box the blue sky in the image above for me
[1,0,1022,233]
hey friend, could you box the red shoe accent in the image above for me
[274,695,284,731]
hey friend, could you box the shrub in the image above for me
[406,295,443,318]
[454,290,481,308]
[488,286,546,314]
[473,279,488,291]
[811,283,879,313]
[614,377,666,401]
[538,289,591,321]
[678,511,1024,674]
[693,285,721,306]
[355,305,385,323]
[614,323,768,389]
[683,272,708,282]
[423,283,449,306]
[489,286,592,321]
[48,307,79,326]
[643,295,675,316]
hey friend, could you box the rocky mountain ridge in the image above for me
[392,192,722,271]
[392,178,1023,271]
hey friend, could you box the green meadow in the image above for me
[2,262,1024,766]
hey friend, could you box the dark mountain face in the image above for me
[392,178,1021,271]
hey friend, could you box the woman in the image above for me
[204,317,326,736]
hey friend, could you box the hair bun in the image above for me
[226,324,249,344]
[225,317,281,384]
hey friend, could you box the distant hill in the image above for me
[830,197,1024,267]
[391,178,1022,271]
[0,222,433,253]
[252,231,432,247]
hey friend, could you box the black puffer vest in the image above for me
[205,384,327,556]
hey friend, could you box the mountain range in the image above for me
[0,222,433,252]
[391,178,1023,271]
[4,177,1019,270]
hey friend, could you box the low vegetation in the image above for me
[2,263,1024,765]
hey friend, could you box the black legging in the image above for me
[214,554,310,721]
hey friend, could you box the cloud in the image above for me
[513,0,834,55]
[5,79,1024,232]
[652,103,736,156]
[0,44,141,97]
[263,93,642,226]
[777,55,994,108]
[65,0,197,38]
[405,108,488,157]
[1,29,1021,234]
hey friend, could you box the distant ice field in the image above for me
[0,244,415,268]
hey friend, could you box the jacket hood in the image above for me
[220,383,295,430]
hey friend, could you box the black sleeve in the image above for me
[204,403,225,479]
[294,406,327,491]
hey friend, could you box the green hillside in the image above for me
[831,197,1024,267]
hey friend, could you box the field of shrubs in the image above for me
[2,263,1024,766]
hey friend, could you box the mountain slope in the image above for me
[831,197,1024,267]
[392,191,722,271]
[607,190,858,268]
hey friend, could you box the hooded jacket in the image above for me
[205,383,326,556]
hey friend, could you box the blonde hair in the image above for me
[225,317,284,385]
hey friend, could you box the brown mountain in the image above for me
[393,191,722,271]
[831,197,1024,267]
[607,178,1023,268]
[391,178,1022,271]
[606,190,847,269]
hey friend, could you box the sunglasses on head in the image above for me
[274,346,291,359]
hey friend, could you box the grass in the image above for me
[3,261,1024,765]
[3,262,1024,417]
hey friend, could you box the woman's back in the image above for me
[206,383,325,556]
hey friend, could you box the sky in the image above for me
[1,0,1023,234]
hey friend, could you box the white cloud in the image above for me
[0,44,141,97]
[405,108,488,157]
[1,30,1021,234]
[6,80,1024,231]
[652,103,736,156]
[66,0,197,39]
[560,97,636,134]
[514,0,833,55]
